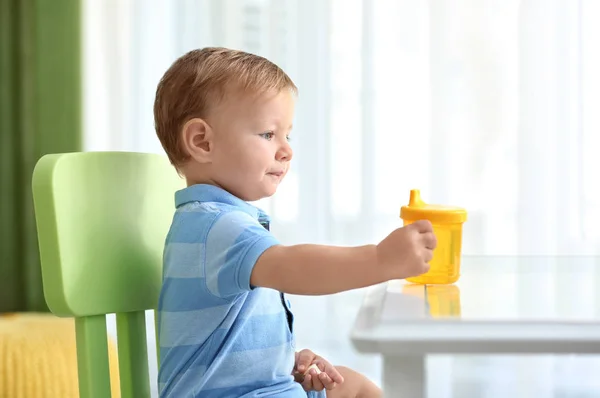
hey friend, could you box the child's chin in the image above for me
[264,188,277,198]
[262,186,278,198]
[246,188,276,202]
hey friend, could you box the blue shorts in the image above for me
[307,390,327,398]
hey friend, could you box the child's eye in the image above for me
[286,135,291,142]
[260,131,274,140]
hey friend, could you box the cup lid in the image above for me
[400,189,467,224]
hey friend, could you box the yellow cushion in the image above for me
[0,313,120,398]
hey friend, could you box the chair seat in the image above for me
[0,313,120,398]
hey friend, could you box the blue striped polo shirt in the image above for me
[157,184,322,397]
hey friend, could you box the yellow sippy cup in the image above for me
[400,189,467,284]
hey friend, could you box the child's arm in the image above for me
[250,220,436,295]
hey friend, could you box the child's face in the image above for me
[209,89,295,201]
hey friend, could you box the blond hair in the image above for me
[154,47,298,167]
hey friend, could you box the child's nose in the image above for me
[276,141,293,161]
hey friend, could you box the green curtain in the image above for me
[0,0,81,312]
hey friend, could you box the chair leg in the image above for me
[75,315,112,398]
[116,310,151,398]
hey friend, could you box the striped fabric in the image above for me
[157,184,323,397]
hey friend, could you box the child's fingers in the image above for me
[316,361,344,384]
[296,350,315,373]
[318,372,338,390]
[301,374,312,391]
[310,369,325,391]
[304,363,321,376]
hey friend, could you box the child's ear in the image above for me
[181,118,213,163]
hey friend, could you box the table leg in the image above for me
[383,355,426,398]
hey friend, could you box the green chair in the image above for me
[32,152,184,398]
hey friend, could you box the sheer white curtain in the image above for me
[84,0,600,395]
[83,0,599,256]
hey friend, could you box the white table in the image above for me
[350,256,600,398]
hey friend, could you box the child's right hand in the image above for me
[377,220,437,279]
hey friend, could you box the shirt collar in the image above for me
[175,184,269,222]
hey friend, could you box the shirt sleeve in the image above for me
[203,210,279,298]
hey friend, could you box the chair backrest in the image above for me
[32,152,184,398]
